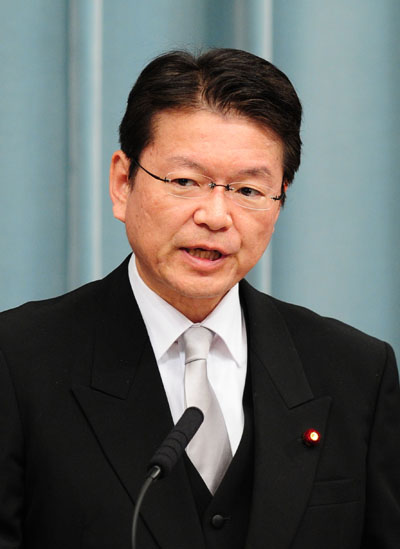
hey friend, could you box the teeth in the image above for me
[187,248,222,260]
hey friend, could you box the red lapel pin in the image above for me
[302,428,321,447]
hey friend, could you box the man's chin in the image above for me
[168,278,234,301]
[168,288,229,304]
[158,279,234,316]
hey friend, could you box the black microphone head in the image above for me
[148,407,204,478]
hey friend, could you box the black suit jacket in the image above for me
[0,257,399,548]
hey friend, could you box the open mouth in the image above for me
[185,248,222,261]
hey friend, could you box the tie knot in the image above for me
[182,326,213,364]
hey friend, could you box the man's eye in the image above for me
[171,178,198,187]
[237,186,262,198]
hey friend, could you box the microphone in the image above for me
[131,407,204,548]
[148,405,204,478]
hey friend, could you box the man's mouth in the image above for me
[185,248,222,261]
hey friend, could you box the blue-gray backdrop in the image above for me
[1,0,399,360]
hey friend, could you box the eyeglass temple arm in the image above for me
[132,158,168,182]
[271,178,286,202]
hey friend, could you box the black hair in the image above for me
[119,48,302,202]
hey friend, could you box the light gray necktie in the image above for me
[182,325,232,494]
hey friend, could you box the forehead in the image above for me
[146,108,284,174]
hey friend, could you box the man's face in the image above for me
[110,109,284,321]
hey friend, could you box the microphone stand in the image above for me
[131,466,161,549]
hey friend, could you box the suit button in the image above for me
[211,514,226,529]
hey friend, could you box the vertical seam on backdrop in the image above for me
[261,0,273,61]
[90,0,103,279]
[233,1,247,50]
[67,0,103,288]
[261,0,273,295]
[67,0,79,289]
[239,0,273,294]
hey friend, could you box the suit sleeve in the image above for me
[362,343,400,547]
[0,350,24,548]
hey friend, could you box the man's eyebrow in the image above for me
[233,167,273,178]
[166,156,273,178]
[166,156,206,171]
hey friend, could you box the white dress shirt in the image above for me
[128,255,247,454]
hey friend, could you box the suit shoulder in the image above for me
[255,289,397,410]
[268,297,396,395]
[0,278,105,356]
[240,279,390,367]
[268,294,385,352]
[0,257,131,338]
[1,278,102,329]
[0,258,132,357]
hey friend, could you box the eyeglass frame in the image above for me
[131,158,286,210]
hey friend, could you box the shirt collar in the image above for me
[128,255,245,367]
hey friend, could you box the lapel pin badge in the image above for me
[302,428,321,447]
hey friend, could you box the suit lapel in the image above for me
[240,281,332,549]
[72,259,205,549]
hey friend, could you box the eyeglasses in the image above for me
[132,159,285,211]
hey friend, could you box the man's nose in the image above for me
[192,186,233,230]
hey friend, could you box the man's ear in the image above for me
[109,150,131,223]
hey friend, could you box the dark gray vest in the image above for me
[184,374,254,549]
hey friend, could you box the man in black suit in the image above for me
[0,49,399,548]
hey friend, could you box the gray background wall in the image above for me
[1,0,399,360]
